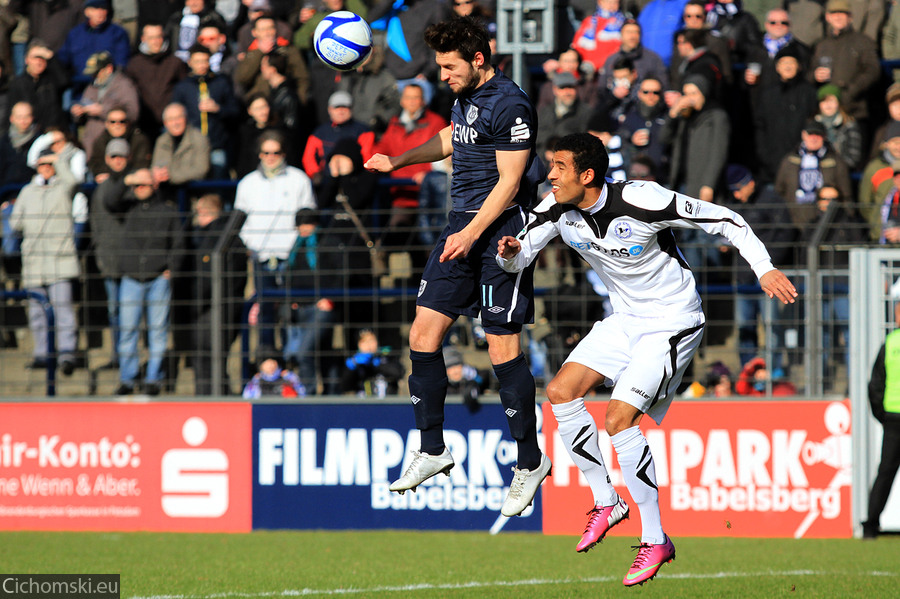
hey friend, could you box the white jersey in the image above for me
[497,180,775,318]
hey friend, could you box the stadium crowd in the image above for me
[0,0,896,396]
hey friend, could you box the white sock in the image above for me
[552,398,617,506]
[612,425,664,545]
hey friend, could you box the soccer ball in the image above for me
[313,11,373,72]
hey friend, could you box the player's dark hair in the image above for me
[424,17,491,64]
[554,133,609,184]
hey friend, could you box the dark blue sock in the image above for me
[493,353,540,469]
[408,348,448,455]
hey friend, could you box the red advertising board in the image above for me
[542,400,851,539]
[0,403,251,532]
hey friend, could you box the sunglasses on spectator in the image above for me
[107,119,127,124]
[260,150,283,156]
[767,20,790,25]
[640,89,662,95]
[132,183,153,188]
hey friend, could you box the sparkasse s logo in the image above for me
[161,417,229,518]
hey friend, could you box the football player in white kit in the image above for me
[497,133,797,586]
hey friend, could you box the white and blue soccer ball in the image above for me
[313,11,373,72]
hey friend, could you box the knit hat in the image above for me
[36,148,55,164]
[443,347,464,369]
[817,84,842,102]
[804,119,827,137]
[885,120,900,142]
[774,44,802,63]
[887,82,900,105]
[725,164,753,191]
[552,71,578,88]
[825,0,851,13]
[328,91,353,108]
[682,74,710,98]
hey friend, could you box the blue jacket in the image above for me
[637,0,689,67]
[57,21,131,75]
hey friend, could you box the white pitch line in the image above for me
[127,570,900,599]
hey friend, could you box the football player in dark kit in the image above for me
[365,17,549,517]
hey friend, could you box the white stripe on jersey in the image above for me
[496,180,775,318]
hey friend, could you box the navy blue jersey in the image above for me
[449,70,544,212]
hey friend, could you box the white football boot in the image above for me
[501,454,552,516]
[389,448,454,494]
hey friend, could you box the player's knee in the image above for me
[605,412,630,437]
[545,378,573,405]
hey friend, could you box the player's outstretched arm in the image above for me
[364,126,452,173]
[497,236,521,259]
[759,269,798,304]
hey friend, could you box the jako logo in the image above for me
[161,417,229,518]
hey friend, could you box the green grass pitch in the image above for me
[0,531,897,597]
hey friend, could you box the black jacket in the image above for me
[107,190,185,281]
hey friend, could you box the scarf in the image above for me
[577,7,625,51]
[176,9,201,61]
[797,144,826,204]
[289,233,318,270]
[9,124,36,150]
[707,1,741,29]
[763,32,792,58]
[399,108,423,133]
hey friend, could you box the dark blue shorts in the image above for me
[417,207,535,335]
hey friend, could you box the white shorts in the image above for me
[563,311,705,424]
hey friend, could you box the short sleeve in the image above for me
[492,94,536,152]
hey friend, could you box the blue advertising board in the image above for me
[252,403,544,532]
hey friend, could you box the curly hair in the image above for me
[423,16,491,63]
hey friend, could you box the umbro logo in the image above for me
[487,306,505,314]
[410,395,422,404]
[505,408,517,418]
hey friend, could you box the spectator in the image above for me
[71,52,140,162]
[858,122,900,240]
[302,91,375,186]
[125,22,189,136]
[26,0,84,53]
[281,208,336,394]
[186,193,247,395]
[235,130,316,351]
[8,40,69,131]
[89,137,135,371]
[9,148,80,375]
[810,0,880,129]
[876,162,900,245]
[774,119,853,228]
[745,8,810,89]
[751,44,818,184]
[0,101,39,186]
[171,44,240,179]
[735,357,798,396]
[671,1,733,88]
[814,84,864,172]
[374,82,448,212]
[88,106,153,182]
[234,0,293,55]
[443,345,489,413]
[195,23,239,83]
[235,93,283,178]
[597,18,669,94]
[341,329,404,396]
[242,355,305,399]
[108,168,185,396]
[151,102,211,200]
[637,0,690,66]
[56,0,131,75]
[704,0,763,66]
[260,51,305,162]
[869,83,900,163]
[662,74,730,269]
[166,0,227,63]
[723,164,799,369]
[618,76,669,183]
[234,14,310,105]
[669,27,725,103]
[538,48,597,112]
[537,71,596,167]
[571,0,630,73]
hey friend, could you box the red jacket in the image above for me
[374,109,447,207]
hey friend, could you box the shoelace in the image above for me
[402,451,426,476]
[583,506,604,533]
[507,466,529,499]
[629,542,654,568]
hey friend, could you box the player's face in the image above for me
[435,51,482,94]
[548,150,591,208]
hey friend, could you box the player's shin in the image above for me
[612,425,664,545]
[493,353,541,469]
[408,348,448,455]
[552,398,617,506]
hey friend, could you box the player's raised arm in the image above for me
[497,235,521,259]
[759,269,798,304]
[364,126,452,173]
